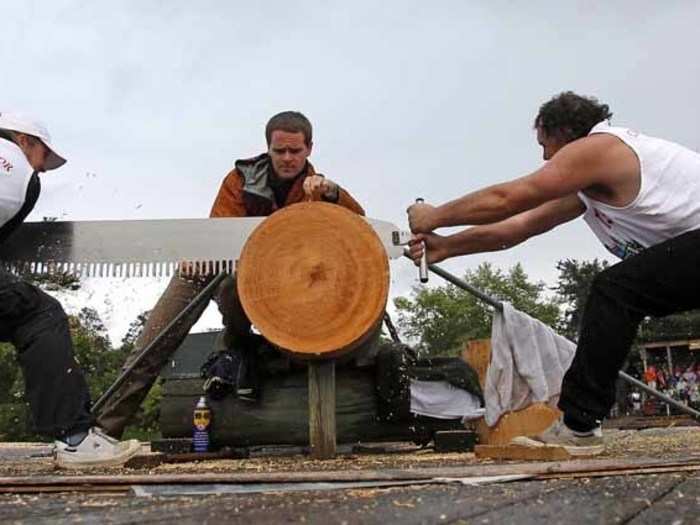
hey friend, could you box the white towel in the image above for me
[484,302,576,426]
[410,379,485,421]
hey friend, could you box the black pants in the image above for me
[0,269,92,438]
[559,228,700,425]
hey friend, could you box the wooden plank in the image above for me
[2,457,698,488]
[475,444,571,461]
[473,472,685,524]
[308,360,337,459]
[538,464,700,480]
[627,472,700,523]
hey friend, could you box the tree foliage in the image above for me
[394,262,561,357]
[553,258,700,343]
[553,258,609,340]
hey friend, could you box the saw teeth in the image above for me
[1,258,233,278]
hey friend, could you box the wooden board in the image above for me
[463,339,561,446]
[237,202,389,359]
[475,444,571,461]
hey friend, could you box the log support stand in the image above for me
[308,360,337,459]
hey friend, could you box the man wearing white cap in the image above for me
[0,112,141,468]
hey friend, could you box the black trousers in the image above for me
[559,228,700,425]
[0,269,92,438]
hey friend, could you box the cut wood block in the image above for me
[475,403,562,446]
[463,339,562,446]
[237,202,389,359]
[462,339,491,388]
[475,443,571,461]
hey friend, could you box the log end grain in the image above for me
[237,202,389,359]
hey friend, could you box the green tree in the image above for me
[554,258,700,344]
[639,310,700,343]
[553,258,610,340]
[394,262,561,356]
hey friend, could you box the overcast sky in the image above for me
[4,1,700,343]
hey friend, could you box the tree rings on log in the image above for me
[237,202,389,359]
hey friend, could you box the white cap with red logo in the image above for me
[0,111,67,170]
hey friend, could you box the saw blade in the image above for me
[0,216,407,278]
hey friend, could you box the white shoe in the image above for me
[510,418,604,457]
[54,427,141,469]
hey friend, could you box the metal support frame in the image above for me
[92,272,229,414]
[413,255,700,421]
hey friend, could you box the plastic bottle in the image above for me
[192,396,212,453]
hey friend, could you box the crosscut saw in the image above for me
[0,216,417,278]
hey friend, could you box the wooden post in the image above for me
[308,360,336,459]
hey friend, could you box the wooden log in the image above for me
[160,368,413,446]
[236,202,389,360]
[308,361,336,459]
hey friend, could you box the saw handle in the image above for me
[415,198,429,283]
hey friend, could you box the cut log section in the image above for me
[237,202,390,359]
[462,339,561,446]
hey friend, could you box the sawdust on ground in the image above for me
[0,427,698,478]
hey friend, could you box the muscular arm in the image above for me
[443,194,585,257]
[411,133,634,232]
[410,194,585,264]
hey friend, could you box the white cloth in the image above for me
[578,122,700,260]
[484,302,576,426]
[0,138,34,229]
[410,379,484,421]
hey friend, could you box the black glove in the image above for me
[200,350,243,401]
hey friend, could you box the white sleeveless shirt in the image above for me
[578,122,700,259]
[0,137,34,229]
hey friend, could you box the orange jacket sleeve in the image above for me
[209,170,247,218]
[335,187,365,216]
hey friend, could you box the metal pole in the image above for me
[91,272,228,414]
[405,254,700,421]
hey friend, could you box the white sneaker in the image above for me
[54,427,141,469]
[510,418,604,457]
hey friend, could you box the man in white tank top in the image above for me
[0,112,141,468]
[406,91,700,456]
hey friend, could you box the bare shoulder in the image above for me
[555,133,637,176]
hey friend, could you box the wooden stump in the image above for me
[237,202,389,360]
[462,339,561,446]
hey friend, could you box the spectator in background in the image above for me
[682,364,696,384]
[657,366,668,390]
[644,364,657,390]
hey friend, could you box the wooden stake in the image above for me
[308,360,336,459]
